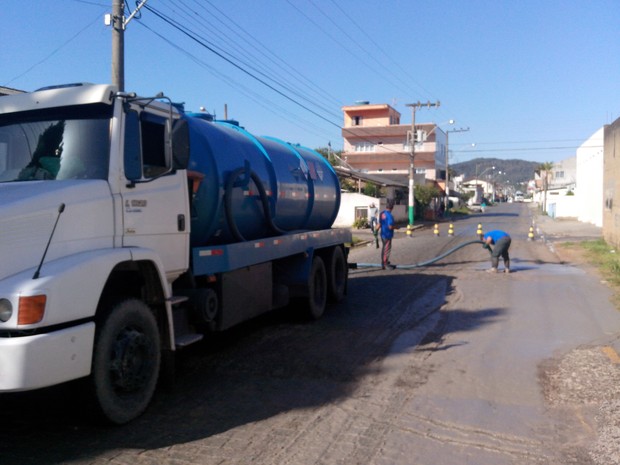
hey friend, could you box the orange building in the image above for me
[341,102,447,190]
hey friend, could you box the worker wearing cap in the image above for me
[483,229,512,273]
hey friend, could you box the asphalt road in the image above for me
[2,203,620,465]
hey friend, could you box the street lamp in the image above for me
[475,165,495,203]
[445,125,469,212]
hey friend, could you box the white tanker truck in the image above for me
[0,83,350,424]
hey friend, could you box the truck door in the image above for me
[121,106,190,282]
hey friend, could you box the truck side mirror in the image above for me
[172,119,190,170]
[124,110,142,181]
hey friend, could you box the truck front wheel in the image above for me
[91,299,161,424]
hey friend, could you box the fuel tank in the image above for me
[184,116,341,246]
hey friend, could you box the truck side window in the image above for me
[140,112,169,178]
[124,109,171,180]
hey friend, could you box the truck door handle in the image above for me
[178,214,186,232]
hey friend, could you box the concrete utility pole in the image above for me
[405,101,440,235]
[109,0,149,91]
[111,0,124,91]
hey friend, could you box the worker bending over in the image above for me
[483,230,511,273]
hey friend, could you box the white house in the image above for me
[576,127,604,227]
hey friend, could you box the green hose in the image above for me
[354,239,490,269]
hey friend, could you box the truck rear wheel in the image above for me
[91,299,160,424]
[305,256,327,320]
[326,246,347,303]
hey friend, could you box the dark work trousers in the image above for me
[491,236,511,269]
[381,236,392,267]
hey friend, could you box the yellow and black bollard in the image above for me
[448,223,454,236]
[476,223,483,240]
[528,225,535,241]
[406,224,413,237]
[434,223,440,237]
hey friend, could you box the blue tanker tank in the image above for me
[184,115,341,247]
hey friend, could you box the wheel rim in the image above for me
[110,327,153,393]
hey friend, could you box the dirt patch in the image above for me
[554,243,594,267]
[554,242,620,311]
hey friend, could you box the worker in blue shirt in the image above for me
[483,229,512,273]
[376,199,396,270]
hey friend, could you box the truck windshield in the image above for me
[0,104,112,182]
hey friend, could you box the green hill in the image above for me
[451,158,539,190]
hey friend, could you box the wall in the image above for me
[576,127,604,227]
[333,193,379,228]
[546,191,578,218]
[603,119,620,248]
[333,193,407,228]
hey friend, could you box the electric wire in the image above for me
[285,0,417,101]
[3,12,103,86]
[327,0,437,101]
[142,4,340,130]
[162,0,344,118]
[194,0,345,110]
[140,3,421,158]
[135,20,336,142]
[144,3,342,124]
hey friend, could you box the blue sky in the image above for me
[2,0,618,163]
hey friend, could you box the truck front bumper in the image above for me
[0,322,95,391]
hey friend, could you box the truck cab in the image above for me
[0,84,190,423]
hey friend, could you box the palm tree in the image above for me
[538,161,554,213]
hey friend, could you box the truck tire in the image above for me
[305,256,327,320]
[91,299,161,425]
[326,246,347,303]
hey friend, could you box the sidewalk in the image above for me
[529,204,602,243]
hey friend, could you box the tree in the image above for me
[414,184,442,218]
[538,161,554,214]
[362,182,380,197]
[315,146,342,167]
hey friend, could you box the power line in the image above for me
[143,3,343,128]
[3,12,102,86]
[454,145,603,153]
[135,20,337,143]
[195,0,345,109]
[327,0,436,100]
[155,0,343,118]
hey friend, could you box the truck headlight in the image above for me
[0,298,13,322]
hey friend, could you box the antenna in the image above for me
[33,203,66,280]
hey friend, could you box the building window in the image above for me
[555,170,564,179]
[352,116,362,126]
[355,142,375,152]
